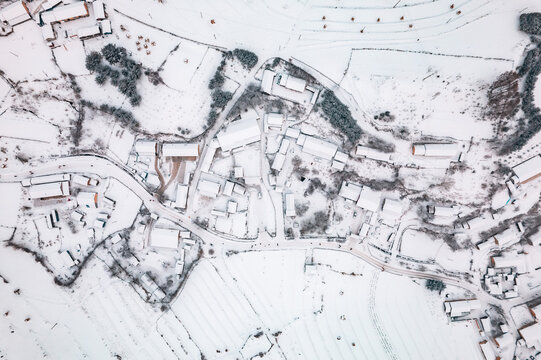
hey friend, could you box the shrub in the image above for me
[207,109,218,127]
[425,279,446,292]
[519,13,541,35]
[232,48,258,69]
[101,44,127,65]
[85,51,102,71]
[211,89,233,109]
[319,90,362,142]
[208,71,225,89]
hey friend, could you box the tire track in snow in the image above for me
[368,271,398,360]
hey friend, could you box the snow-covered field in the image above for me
[0,245,482,360]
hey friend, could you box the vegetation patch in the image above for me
[519,13,541,35]
[319,90,362,143]
[232,48,258,70]
[85,44,143,106]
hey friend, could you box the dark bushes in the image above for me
[319,90,362,143]
[85,44,143,106]
[519,13,541,35]
[232,49,258,69]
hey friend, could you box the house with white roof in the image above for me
[302,136,338,161]
[520,322,541,350]
[272,153,286,171]
[77,191,98,208]
[512,155,541,184]
[382,198,402,217]
[356,145,392,162]
[149,228,180,249]
[174,184,188,209]
[217,117,261,152]
[197,179,221,197]
[339,181,362,202]
[93,0,105,20]
[278,74,306,92]
[28,181,70,199]
[285,193,295,217]
[77,24,100,39]
[162,143,199,158]
[444,299,481,317]
[40,1,89,25]
[264,113,284,131]
[134,140,157,156]
[260,69,276,94]
[493,227,520,249]
[412,143,458,157]
[0,1,30,26]
[494,332,515,349]
[356,187,381,212]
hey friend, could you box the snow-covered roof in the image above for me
[334,151,348,164]
[530,231,541,246]
[162,143,199,157]
[479,341,496,360]
[302,136,337,160]
[149,228,180,249]
[22,173,70,186]
[41,23,56,41]
[444,299,481,317]
[175,184,188,209]
[493,227,519,249]
[491,254,524,269]
[272,153,286,171]
[99,19,111,34]
[28,181,70,199]
[285,127,300,139]
[265,113,284,128]
[285,193,295,217]
[93,0,105,20]
[223,181,234,196]
[134,140,156,155]
[382,198,402,217]
[412,143,457,157]
[512,155,541,183]
[494,332,515,349]
[217,118,261,151]
[72,174,90,186]
[356,187,381,212]
[466,215,491,230]
[77,191,98,207]
[77,24,100,39]
[227,201,238,213]
[339,181,361,202]
[331,160,345,171]
[41,1,89,24]
[279,74,306,92]
[433,206,459,217]
[42,0,62,11]
[356,145,392,162]
[520,322,541,349]
[359,223,370,238]
[197,179,220,197]
[278,139,290,154]
[0,1,30,26]
[260,70,275,94]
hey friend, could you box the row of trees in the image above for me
[85,44,143,106]
[206,56,233,128]
[499,15,541,154]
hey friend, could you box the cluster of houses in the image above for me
[22,172,118,268]
[0,0,111,43]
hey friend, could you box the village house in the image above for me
[217,117,261,152]
[28,181,70,199]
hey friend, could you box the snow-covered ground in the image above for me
[0,245,482,360]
